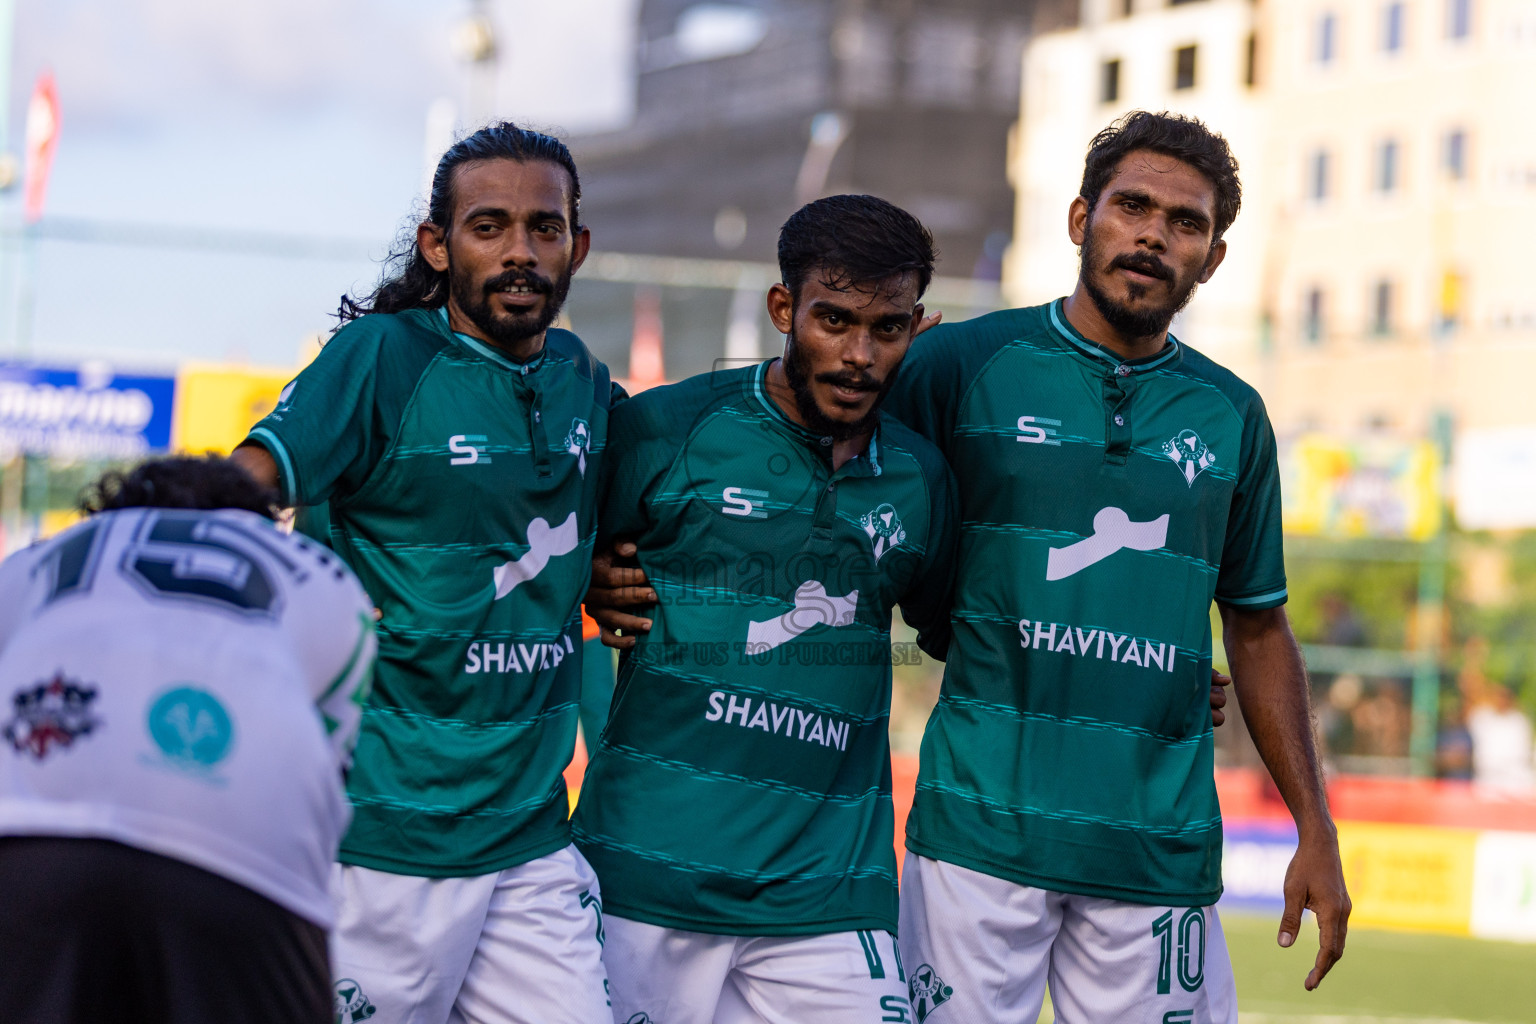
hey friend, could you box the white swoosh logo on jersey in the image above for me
[1046,507,1169,581]
[492,512,579,599]
[745,581,859,654]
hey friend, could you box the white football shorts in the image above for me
[329,844,612,1024]
[604,914,915,1024]
[898,853,1236,1024]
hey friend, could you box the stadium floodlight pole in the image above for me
[0,0,17,354]
[453,0,499,126]
[1408,410,1451,775]
[0,0,15,186]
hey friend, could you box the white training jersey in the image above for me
[0,506,376,928]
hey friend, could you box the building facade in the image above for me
[573,0,1078,277]
[1008,0,1536,455]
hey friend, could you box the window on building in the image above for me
[1316,12,1338,64]
[1173,45,1198,89]
[1375,138,1400,193]
[1303,287,1326,343]
[1309,148,1331,201]
[1443,128,1468,180]
[1447,0,1472,40]
[1245,32,1258,86]
[1101,60,1122,103]
[1371,279,1395,335]
[1382,2,1406,52]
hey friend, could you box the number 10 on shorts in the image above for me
[1152,907,1206,994]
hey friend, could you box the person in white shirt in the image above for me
[1467,684,1536,792]
[0,456,377,1024]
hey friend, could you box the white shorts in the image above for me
[898,854,1236,1024]
[329,845,612,1024]
[604,914,915,1024]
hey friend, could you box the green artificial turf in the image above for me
[1035,913,1536,1023]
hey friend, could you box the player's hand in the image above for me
[913,311,943,337]
[1210,668,1232,727]
[1278,828,1350,991]
[586,540,656,650]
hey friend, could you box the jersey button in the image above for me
[1115,363,1131,377]
[533,411,542,422]
[1114,414,1125,426]
[819,437,832,446]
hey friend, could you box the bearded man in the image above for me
[880,110,1351,1024]
[233,123,618,1024]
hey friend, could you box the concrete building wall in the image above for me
[1260,0,1536,437]
[1007,0,1265,366]
[1008,0,1536,439]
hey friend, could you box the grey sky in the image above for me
[2,0,635,367]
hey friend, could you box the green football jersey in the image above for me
[572,361,957,935]
[883,300,1287,906]
[244,307,619,876]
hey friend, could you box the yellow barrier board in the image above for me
[1337,821,1478,935]
[173,364,297,456]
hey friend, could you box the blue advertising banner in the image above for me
[0,362,176,460]
[1220,821,1297,913]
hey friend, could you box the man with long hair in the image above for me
[573,195,956,1022]
[0,456,376,1024]
[232,123,618,1023]
[881,111,1350,1023]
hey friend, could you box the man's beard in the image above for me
[1079,220,1203,340]
[450,261,573,350]
[781,330,896,442]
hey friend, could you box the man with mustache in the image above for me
[232,123,617,1024]
[880,111,1350,1022]
[572,195,957,1023]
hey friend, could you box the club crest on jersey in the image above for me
[909,963,953,1023]
[3,672,100,761]
[859,503,906,563]
[333,978,377,1022]
[145,687,234,777]
[625,1015,653,1024]
[565,417,591,476]
[1163,429,1215,486]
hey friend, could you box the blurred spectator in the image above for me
[1320,592,1368,647]
[1351,680,1411,758]
[1319,673,1362,756]
[1434,695,1474,781]
[1467,684,1536,792]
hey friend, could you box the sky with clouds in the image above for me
[2,0,635,367]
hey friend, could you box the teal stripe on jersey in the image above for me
[248,427,298,506]
[1218,587,1289,606]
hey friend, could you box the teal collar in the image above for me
[750,360,884,477]
[437,306,546,375]
[1046,298,1183,375]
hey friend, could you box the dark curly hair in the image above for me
[336,122,582,324]
[778,194,936,303]
[81,456,279,520]
[1080,111,1242,241]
